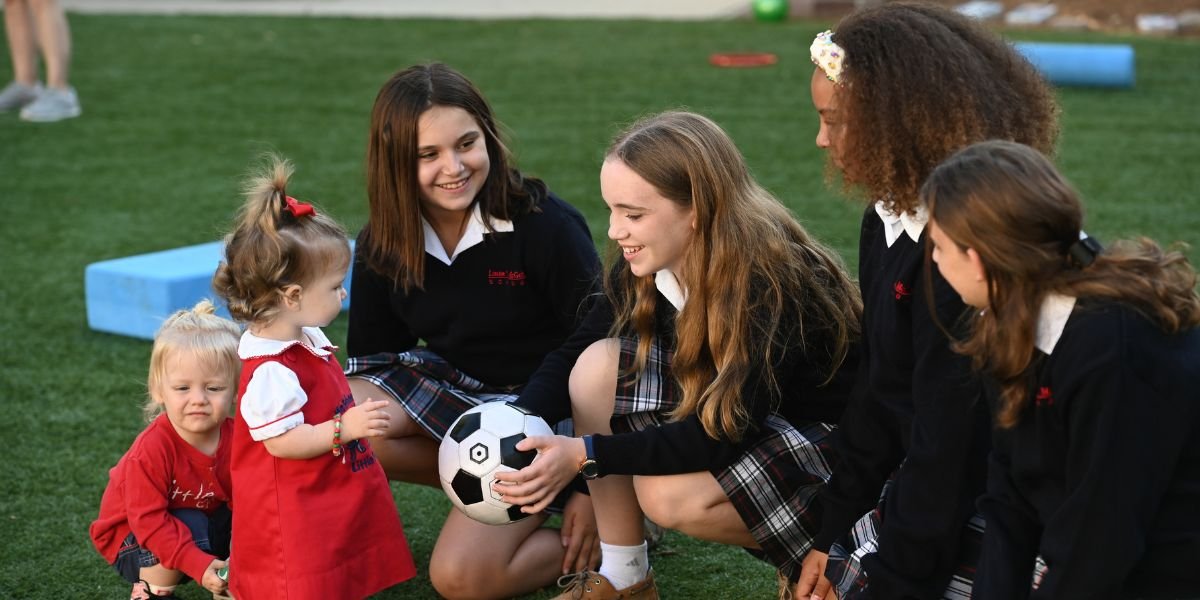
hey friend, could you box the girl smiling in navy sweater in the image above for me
[345,63,602,600]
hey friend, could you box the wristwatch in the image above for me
[578,434,600,480]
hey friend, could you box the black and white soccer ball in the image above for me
[437,402,554,525]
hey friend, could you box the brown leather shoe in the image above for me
[552,569,659,600]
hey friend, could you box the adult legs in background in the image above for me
[4,0,81,121]
[3,0,37,85]
[27,0,71,89]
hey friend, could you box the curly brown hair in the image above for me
[825,2,1060,214]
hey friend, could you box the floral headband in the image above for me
[810,30,845,84]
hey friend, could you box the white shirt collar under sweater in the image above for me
[875,201,928,248]
[1034,293,1076,355]
[238,327,336,359]
[422,203,515,266]
[655,269,687,311]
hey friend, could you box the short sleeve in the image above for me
[241,362,308,441]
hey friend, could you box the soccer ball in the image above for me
[438,402,554,525]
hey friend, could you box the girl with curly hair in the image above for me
[924,140,1200,599]
[798,3,1060,599]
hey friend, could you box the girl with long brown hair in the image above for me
[924,139,1200,599]
[799,3,1060,599]
[496,110,862,599]
[345,63,603,599]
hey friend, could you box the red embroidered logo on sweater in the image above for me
[893,280,911,300]
[1036,386,1054,407]
[488,269,527,286]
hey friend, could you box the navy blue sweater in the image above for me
[975,301,1200,599]
[516,270,855,477]
[346,193,601,388]
[813,208,991,599]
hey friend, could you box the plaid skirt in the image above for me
[611,337,837,581]
[825,488,985,599]
[344,348,573,439]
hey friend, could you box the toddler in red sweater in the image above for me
[90,300,240,600]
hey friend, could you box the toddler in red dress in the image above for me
[212,156,417,600]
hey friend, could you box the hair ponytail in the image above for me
[212,155,351,325]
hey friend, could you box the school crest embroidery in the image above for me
[487,269,527,286]
[1035,386,1054,407]
[893,280,911,300]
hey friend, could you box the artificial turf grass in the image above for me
[2,13,1198,599]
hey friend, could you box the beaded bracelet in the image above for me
[332,411,344,463]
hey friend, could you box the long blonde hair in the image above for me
[923,140,1200,427]
[212,155,351,325]
[606,111,862,441]
[145,300,241,421]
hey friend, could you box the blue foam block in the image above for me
[85,240,355,340]
[1014,42,1135,89]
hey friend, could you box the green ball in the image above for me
[752,0,789,22]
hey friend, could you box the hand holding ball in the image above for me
[437,402,554,525]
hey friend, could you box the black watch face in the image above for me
[580,460,600,480]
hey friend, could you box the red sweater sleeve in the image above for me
[122,432,217,582]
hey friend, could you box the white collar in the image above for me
[875,201,928,248]
[1034,293,1076,354]
[422,203,514,266]
[238,327,336,359]
[654,269,687,311]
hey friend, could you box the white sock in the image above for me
[598,541,649,590]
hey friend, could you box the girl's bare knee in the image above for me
[636,480,689,530]
[568,339,619,428]
[429,541,510,600]
[429,559,484,600]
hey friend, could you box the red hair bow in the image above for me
[284,196,316,218]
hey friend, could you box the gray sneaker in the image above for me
[20,86,81,122]
[0,81,42,112]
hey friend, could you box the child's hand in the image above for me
[201,558,229,594]
[560,492,601,574]
[340,398,391,442]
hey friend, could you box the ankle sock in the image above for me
[598,541,649,590]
